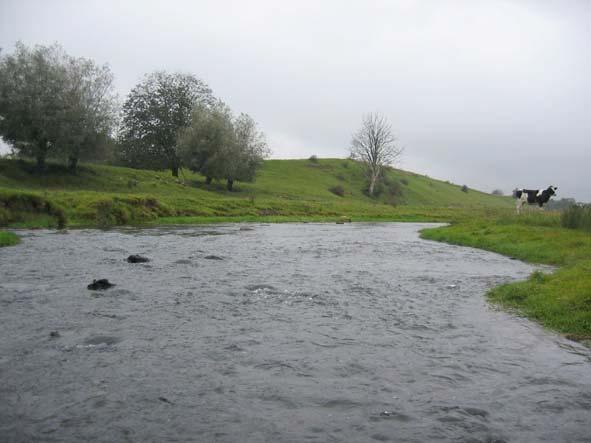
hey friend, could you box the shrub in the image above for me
[400,178,409,186]
[461,185,469,193]
[561,205,591,233]
[308,155,318,163]
[492,189,504,196]
[329,184,345,197]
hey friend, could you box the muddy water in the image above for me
[0,223,589,442]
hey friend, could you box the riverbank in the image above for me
[0,231,19,247]
[421,213,591,343]
[0,158,510,228]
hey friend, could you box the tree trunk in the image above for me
[368,174,377,196]
[205,176,212,185]
[68,156,79,172]
[35,154,46,173]
[171,165,179,177]
[227,179,234,192]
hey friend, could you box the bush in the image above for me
[561,205,591,233]
[308,155,318,163]
[492,189,504,196]
[400,178,409,186]
[461,185,469,193]
[329,184,345,197]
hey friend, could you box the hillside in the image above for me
[0,158,512,227]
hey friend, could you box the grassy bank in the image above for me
[421,213,591,342]
[0,231,20,247]
[0,158,511,228]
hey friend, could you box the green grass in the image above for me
[0,231,20,247]
[0,157,511,227]
[421,214,591,342]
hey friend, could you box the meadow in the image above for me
[0,157,510,228]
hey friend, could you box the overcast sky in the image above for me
[1,0,589,200]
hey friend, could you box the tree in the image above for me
[118,71,214,176]
[57,57,118,170]
[0,42,118,172]
[350,113,403,196]
[178,104,270,190]
[226,113,270,191]
[492,189,504,196]
[178,100,235,184]
[0,43,69,171]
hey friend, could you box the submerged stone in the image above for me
[87,279,115,290]
[127,254,150,263]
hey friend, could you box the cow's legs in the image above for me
[516,198,525,214]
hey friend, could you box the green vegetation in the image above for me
[561,204,591,233]
[421,213,591,342]
[0,231,20,247]
[0,157,511,228]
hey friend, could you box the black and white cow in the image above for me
[514,186,557,214]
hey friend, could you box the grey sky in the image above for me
[1,0,589,200]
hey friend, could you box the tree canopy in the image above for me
[0,42,117,171]
[118,71,214,176]
[178,102,269,190]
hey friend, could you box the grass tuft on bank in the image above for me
[0,231,20,247]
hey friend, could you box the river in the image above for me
[0,223,589,442]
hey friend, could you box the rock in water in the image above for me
[87,279,115,290]
[127,254,150,263]
[204,255,224,260]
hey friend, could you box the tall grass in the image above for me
[561,205,591,233]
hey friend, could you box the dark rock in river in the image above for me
[127,254,150,263]
[204,255,224,260]
[49,331,60,338]
[87,279,115,290]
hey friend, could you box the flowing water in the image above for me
[0,223,589,442]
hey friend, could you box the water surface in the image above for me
[1,223,589,442]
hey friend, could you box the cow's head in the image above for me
[548,186,558,196]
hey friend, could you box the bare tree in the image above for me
[350,113,403,196]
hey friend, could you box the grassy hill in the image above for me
[0,157,512,228]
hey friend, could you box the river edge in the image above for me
[420,222,591,346]
[3,219,589,345]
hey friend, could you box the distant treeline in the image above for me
[0,42,269,190]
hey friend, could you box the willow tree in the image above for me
[0,42,118,172]
[178,103,269,191]
[350,113,403,196]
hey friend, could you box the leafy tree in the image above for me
[118,71,213,176]
[350,113,403,196]
[178,104,269,190]
[57,57,118,170]
[178,101,235,184]
[226,113,269,190]
[0,42,117,172]
[0,43,69,171]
